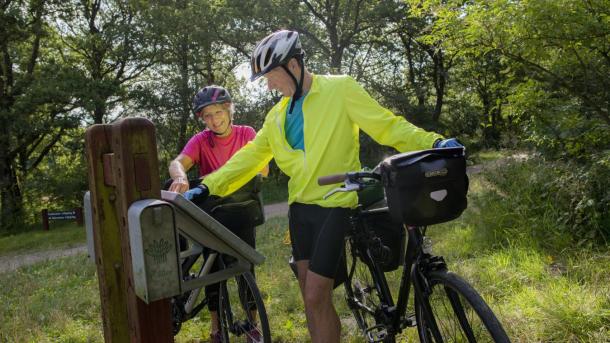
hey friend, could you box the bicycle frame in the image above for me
[350,205,449,337]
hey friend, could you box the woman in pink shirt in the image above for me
[168,85,267,342]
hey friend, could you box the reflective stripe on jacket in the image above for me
[202,74,442,208]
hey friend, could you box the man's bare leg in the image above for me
[305,270,340,342]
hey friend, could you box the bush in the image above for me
[475,153,609,249]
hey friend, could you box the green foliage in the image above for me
[410,0,610,156]
[508,79,610,159]
[1,0,87,231]
[261,173,289,205]
[21,129,88,226]
[475,155,610,248]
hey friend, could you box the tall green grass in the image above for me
[0,254,101,342]
[474,154,609,249]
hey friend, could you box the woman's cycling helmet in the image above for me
[192,85,232,115]
[250,30,304,82]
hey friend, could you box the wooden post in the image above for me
[74,207,84,226]
[42,209,49,231]
[85,118,173,342]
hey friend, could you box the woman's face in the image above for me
[200,103,232,136]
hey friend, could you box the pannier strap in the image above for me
[385,147,465,168]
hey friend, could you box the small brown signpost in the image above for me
[85,118,173,342]
[41,207,83,231]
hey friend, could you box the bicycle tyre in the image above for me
[217,280,232,342]
[415,270,510,343]
[218,271,271,342]
[343,238,395,343]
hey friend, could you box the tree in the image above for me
[413,0,609,156]
[130,0,250,176]
[53,0,159,124]
[0,0,82,230]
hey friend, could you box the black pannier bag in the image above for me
[361,209,406,272]
[380,147,468,226]
[357,182,406,272]
[165,175,265,252]
[198,174,265,229]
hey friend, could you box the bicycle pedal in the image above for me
[365,324,388,343]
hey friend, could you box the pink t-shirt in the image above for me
[182,125,257,177]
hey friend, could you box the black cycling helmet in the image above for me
[192,85,232,115]
[250,30,305,113]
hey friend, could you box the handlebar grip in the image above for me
[318,173,347,186]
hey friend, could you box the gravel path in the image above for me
[0,245,88,274]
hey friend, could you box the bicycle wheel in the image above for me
[218,271,271,343]
[415,270,510,343]
[343,238,395,342]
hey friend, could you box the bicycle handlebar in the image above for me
[318,173,347,186]
[318,171,381,186]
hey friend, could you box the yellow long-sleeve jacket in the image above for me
[202,74,442,209]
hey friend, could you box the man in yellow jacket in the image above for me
[184,30,462,342]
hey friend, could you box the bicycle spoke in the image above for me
[445,286,477,342]
[416,270,510,343]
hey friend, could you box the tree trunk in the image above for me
[177,37,190,154]
[403,36,426,108]
[431,50,446,124]
[0,157,23,231]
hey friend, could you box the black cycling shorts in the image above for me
[288,203,351,279]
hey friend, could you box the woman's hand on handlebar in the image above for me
[169,176,190,193]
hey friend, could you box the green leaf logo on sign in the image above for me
[145,239,172,264]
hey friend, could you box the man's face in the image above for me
[264,60,297,97]
[200,103,231,136]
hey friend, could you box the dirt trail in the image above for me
[0,245,88,274]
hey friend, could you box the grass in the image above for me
[0,254,101,342]
[2,215,609,341]
[0,221,86,258]
[1,156,609,342]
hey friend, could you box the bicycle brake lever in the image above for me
[323,181,361,200]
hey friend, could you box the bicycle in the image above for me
[170,241,270,342]
[318,147,510,343]
[161,180,271,343]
